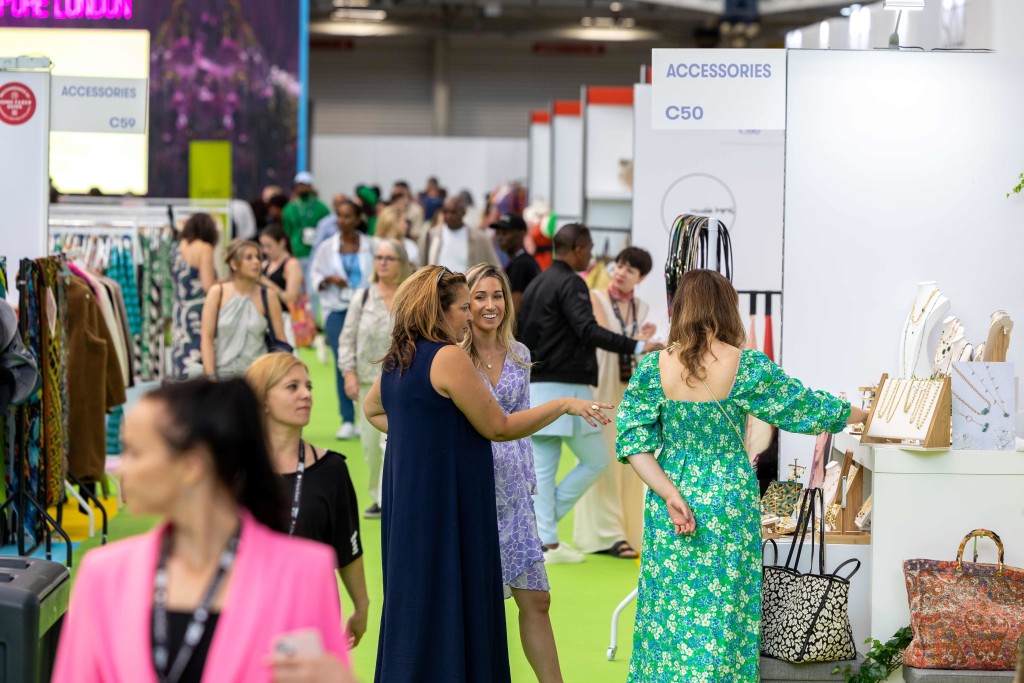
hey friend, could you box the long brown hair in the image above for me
[381,265,468,372]
[667,269,746,387]
[460,264,529,368]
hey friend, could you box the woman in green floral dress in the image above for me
[616,270,867,682]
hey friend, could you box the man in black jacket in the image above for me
[518,223,663,563]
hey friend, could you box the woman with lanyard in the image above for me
[53,378,353,683]
[573,247,657,560]
[310,199,375,441]
[246,352,370,647]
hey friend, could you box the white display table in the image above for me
[830,432,1024,646]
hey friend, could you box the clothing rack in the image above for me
[664,214,734,313]
[737,290,783,316]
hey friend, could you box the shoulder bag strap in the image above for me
[699,377,748,458]
[260,286,273,333]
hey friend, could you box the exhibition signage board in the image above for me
[50,76,147,134]
[651,49,786,131]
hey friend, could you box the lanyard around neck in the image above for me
[610,297,637,338]
[152,524,241,683]
[288,440,307,536]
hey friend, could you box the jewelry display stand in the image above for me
[978,310,1013,362]
[862,373,952,449]
[898,282,951,379]
[950,361,1016,450]
[931,316,973,377]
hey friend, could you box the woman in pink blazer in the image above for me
[53,378,354,683]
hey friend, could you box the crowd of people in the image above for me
[53,172,871,683]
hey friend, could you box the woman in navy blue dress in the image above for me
[363,265,612,682]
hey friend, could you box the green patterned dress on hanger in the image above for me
[616,349,850,682]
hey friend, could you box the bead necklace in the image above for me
[910,290,940,324]
[976,364,1010,418]
[953,407,990,433]
[954,392,989,417]
[952,366,991,415]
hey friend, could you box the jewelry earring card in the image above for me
[951,362,1016,450]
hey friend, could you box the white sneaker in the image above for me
[314,334,329,365]
[336,422,357,440]
[543,543,585,564]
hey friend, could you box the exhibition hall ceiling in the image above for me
[309,0,850,44]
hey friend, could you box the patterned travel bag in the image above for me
[761,487,861,663]
[903,529,1024,670]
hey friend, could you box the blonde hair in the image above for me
[244,352,308,410]
[371,238,413,284]
[382,265,467,373]
[667,269,746,387]
[460,264,529,368]
[224,238,261,278]
[375,204,407,241]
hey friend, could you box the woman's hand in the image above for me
[563,399,614,427]
[343,371,360,401]
[346,608,368,648]
[665,490,696,535]
[638,322,657,341]
[268,653,355,683]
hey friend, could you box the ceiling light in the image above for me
[609,1,623,11]
[883,0,925,9]
[331,8,386,21]
[594,16,616,27]
[840,6,853,16]
[620,17,636,27]
[333,0,370,6]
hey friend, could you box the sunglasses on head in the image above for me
[435,266,451,285]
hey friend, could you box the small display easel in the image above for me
[861,373,952,449]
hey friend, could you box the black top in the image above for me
[264,261,288,292]
[517,260,637,385]
[156,611,220,683]
[281,449,363,569]
[504,249,541,294]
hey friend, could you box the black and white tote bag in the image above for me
[761,487,861,663]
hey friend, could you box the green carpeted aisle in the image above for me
[74,350,640,681]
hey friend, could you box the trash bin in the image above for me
[0,557,71,683]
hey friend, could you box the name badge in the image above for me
[302,227,316,246]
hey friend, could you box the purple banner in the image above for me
[0,0,300,199]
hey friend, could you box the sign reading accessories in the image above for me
[51,76,147,134]
[651,49,787,131]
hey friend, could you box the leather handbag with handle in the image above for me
[903,529,1024,670]
[761,487,861,663]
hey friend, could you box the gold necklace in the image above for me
[976,364,1010,418]
[954,392,989,417]
[953,407,990,433]
[883,380,908,422]
[875,379,901,420]
[952,366,991,415]
[902,380,922,414]
[479,346,506,370]
[909,290,939,324]
[914,381,941,429]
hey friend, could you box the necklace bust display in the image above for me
[899,281,951,378]
[931,316,974,377]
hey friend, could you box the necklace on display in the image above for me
[876,379,901,420]
[883,380,908,422]
[910,290,940,324]
[954,392,990,418]
[903,380,923,414]
[952,366,991,415]
[901,290,942,375]
[914,381,942,429]
[953,407,990,432]
[976,364,1011,418]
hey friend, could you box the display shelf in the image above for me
[586,190,632,202]
[833,430,874,471]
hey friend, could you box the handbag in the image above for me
[903,529,1024,671]
[261,287,294,354]
[287,293,316,348]
[761,487,861,663]
[762,480,804,520]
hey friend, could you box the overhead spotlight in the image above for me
[482,2,502,18]
[331,8,387,21]
[883,0,924,9]
[610,1,623,11]
[594,16,615,27]
[840,6,853,16]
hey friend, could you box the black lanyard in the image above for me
[152,524,240,683]
[288,441,307,536]
[610,297,637,338]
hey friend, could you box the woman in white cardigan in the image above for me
[310,199,376,440]
[338,238,412,518]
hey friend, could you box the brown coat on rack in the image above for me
[67,276,126,483]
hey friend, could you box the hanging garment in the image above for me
[170,244,205,377]
[16,258,45,541]
[38,257,68,508]
[107,239,142,378]
[67,276,126,483]
[744,304,773,462]
[0,256,6,297]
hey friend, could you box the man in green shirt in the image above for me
[282,171,331,261]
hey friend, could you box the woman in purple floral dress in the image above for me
[462,264,564,683]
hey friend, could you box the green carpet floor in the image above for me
[74,350,639,681]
